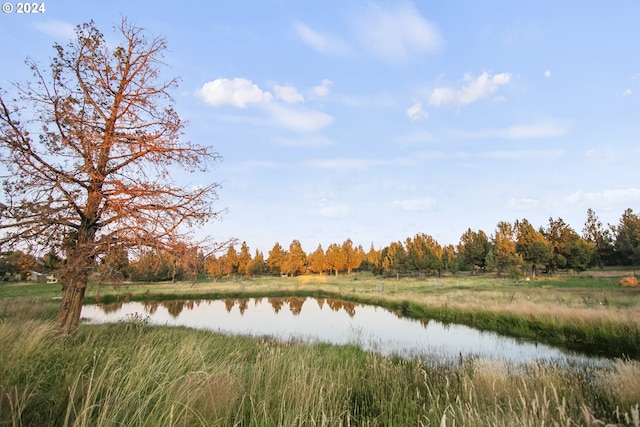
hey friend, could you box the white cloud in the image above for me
[33,20,76,40]
[314,198,351,218]
[198,78,333,133]
[271,135,334,148]
[310,79,333,97]
[622,88,633,96]
[394,130,434,146]
[429,72,512,108]
[479,149,565,160]
[198,78,273,108]
[294,23,350,55]
[354,3,441,64]
[565,188,640,207]
[265,103,333,133]
[449,120,571,139]
[271,84,304,104]
[222,160,281,173]
[544,70,551,78]
[507,198,539,209]
[391,198,436,211]
[304,157,376,170]
[406,102,429,121]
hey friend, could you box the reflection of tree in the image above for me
[316,298,325,310]
[224,299,236,313]
[254,297,263,306]
[100,302,123,313]
[326,299,342,312]
[185,301,195,310]
[326,299,357,317]
[285,297,306,316]
[420,318,430,328]
[238,299,249,315]
[268,297,283,313]
[163,300,185,317]
[143,302,159,315]
[342,301,356,317]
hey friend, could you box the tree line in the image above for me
[207,207,638,279]
[3,207,638,282]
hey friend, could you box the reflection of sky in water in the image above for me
[82,298,597,364]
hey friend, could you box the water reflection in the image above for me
[82,297,599,364]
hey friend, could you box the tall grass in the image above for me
[1,318,639,426]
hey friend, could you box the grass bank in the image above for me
[1,316,639,426]
[2,272,639,358]
[75,272,640,359]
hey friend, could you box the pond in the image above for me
[82,297,600,364]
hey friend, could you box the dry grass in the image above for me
[1,319,639,426]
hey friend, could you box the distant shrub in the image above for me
[620,276,639,287]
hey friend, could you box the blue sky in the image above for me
[1,1,639,254]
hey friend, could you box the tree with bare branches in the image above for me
[0,19,223,333]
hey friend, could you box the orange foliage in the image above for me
[620,276,639,287]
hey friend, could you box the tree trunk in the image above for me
[56,276,87,334]
[531,264,537,279]
[56,226,95,334]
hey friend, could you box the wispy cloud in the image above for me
[294,22,350,56]
[507,198,539,210]
[271,83,304,104]
[304,156,412,170]
[271,135,334,148]
[310,79,333,98]
[394,130,434,146]
[353,3,442,65]
[304,157,378,170]
[429,71,511,108]
[222,160,281,173]
[565,188,640,207]
[313,198,351,218]
[391,198,436,211]
[265,103,333,133]
[449,120,571,139]
[33,20,76,40]
[479,149,565,160]
[406,102,429,121]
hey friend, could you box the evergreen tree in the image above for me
[612,208,640,266]
[488,221,522,277]
[582,208,615,267]
[285,240,307,276]
[307,244,327,274]
[515,219,552,278]
[267,242,286,275]
[237,241,252,276]
[457,228,491,271]
[325,243,346,276]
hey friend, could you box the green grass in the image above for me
[1,274,640,426]
[3,272,640,358]
[0,281,61,299]
[1,316,639,426]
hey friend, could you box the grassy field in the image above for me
[5,270,636,356]
[1,271,640,425]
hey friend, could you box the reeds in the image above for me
[1,319,639,426]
